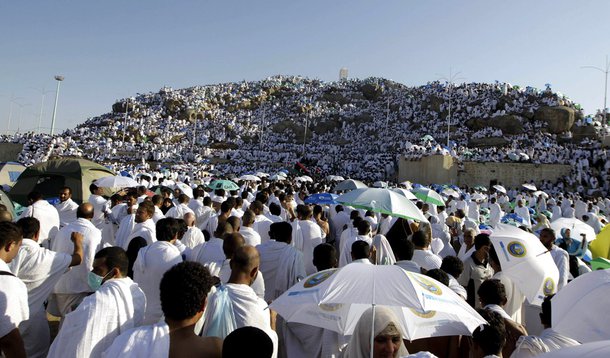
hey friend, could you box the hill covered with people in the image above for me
[2,76,608,182]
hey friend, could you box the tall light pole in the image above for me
[15,102,31,133]
[437,68,465,148]
[30,87,54,134]
[6,95,24,135]
[582,56,610,121]
[50,75,64,135]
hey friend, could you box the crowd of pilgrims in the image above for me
[0,170,607,357]
[2,75,610,194]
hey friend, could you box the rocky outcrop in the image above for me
[465,115,524,134]
[534,106,575,134]
[468,137,509,147]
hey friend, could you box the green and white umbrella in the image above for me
[411,187,445,206]
[336,188,428,222]
[207,179,239,191]
[333,179,368,192]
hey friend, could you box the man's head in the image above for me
[269,202,281,217]
[27,191,43,205]
[125,192,138,208]
[229,246,260,286]
[77,203,95,220]
[474,233,492,258]
[463,228,476,247]
[242,210,256,228]
[203,196,212,207]
[223,327,273,358]
[178,193,189,205]
[425,269,449,286]
[540,228,556,250]
[296,205,313,220]
[89,183,101,196]
[0,208,12,223]
[59,187,72,203]
[269,222,292,244]
[351,240,371,261]
[91,247,129,285]
[152,194,164,208]
[477,279,507,307]
[160,261,213,323]
[135,201,154,223]
[137,186,147,196]
[356,220,371,236]
[220,200,233,215]
[411,230,430,249]
[440,256,464,279]
[313,243,337,271]
[183,212,196,227]
[214,222,234,239]
[222,232,245,259]
[249,200,264,215]
[156,217,182,242]
[471,309,506,357]
[0,222,23,263]
[16,217,40,242]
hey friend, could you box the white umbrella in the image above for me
[471,193,487,201]
[255,172,269,178]
[400,181,413,190]
[336,188,428,222]
[552,269,610,343]
[412,187,445,206]
[391,188,418,200]
[276,171,288,178]
[268,174,285,181]
[372,181,388,188]
[492,185,507,194]
[442,188,460,198]
[270,266,486,341]
[239,174,261,182]
[490,224,559,305]
[95,175,139,189]
[522,183,537,191]
[333,179,368,192]
[550,217,597,242]
[538,341,610,357]
[173,182,193,198]
[533,190,549,199]
[326,175,345,181]
[295,176,313,183]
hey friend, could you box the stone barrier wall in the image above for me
[0,143,23,162]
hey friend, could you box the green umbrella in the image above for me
[411,188,445,206]
[590,257,610,271]
[336,188,428,222]
[207,180,239,191]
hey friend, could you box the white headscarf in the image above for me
[343,306,409,358]
[372,234,396,265]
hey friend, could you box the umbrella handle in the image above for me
[370,303,376,358]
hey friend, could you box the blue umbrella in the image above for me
[304,193,338,205]
[501,213,526,227]
[119,170,132,177]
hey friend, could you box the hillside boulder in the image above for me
[534,106,575,134]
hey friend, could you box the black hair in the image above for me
[393,237,415,261]
[156,217,182,242]
[411,230,429,248]
[0,222,22,247]
[223,327,273,358]
[425,268,449,286]
[474,233,491,250]
[478,279,507,306]
[440,256,464,278]
[351,240,370,260]
[472,309,506,356]
[313,243,337,271]
[126,237,147,279]
[269,202,281,216]
[95,246,129,276]
[16,217,40,239]
[160,261,213,321]
[269,222,292,244]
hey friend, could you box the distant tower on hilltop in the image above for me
[339,68,348,81]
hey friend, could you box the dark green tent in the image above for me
[9,158,114,205]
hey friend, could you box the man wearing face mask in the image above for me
[202,246,278,357]
[48,247,146,358]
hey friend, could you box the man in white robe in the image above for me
[540,228,569,290]
[17,191,60,248]
[88,183,110,230]
[512,296,580,357]
[251,201,273,243]
[218,233,265,300]
[10,217,84,358]
[489,245,525,324]
[188,222,231,277]
[151,195,165,223]
[411,230,443,270]
[239,210,262,246]
[180,212,205,249]
[102,262,222,358]
[292,205,323,275]
[164,194,194,219]
[51,203,103,318]
[121,201,156,250]
[488,197,503,228]
[202,246,278,357]
[339,219,371,268]
[48,247,146,358]
[0,222,29,358]
[133,218,183,325]
[54,186,79,228]
[257,222,306,302]
[514,200,532,228]
[330,205,350,242]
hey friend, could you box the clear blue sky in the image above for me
[2,0,610,133]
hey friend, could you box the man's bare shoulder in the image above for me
[170,336,222,358]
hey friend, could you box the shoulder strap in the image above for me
[0,270,16,277]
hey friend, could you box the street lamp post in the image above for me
[30,88,53,134]
[50,75,64,135]
[437,68,464,148]
[6,95,24,135]
[15,102,31,133]
[582,56,610,121]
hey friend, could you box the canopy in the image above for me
[333,179,368,192]
[336,188,428,222]
[0,162,25,188]
[0,190,15,217]
[10,158,115,205]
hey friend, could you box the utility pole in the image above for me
[582,55,610,122]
